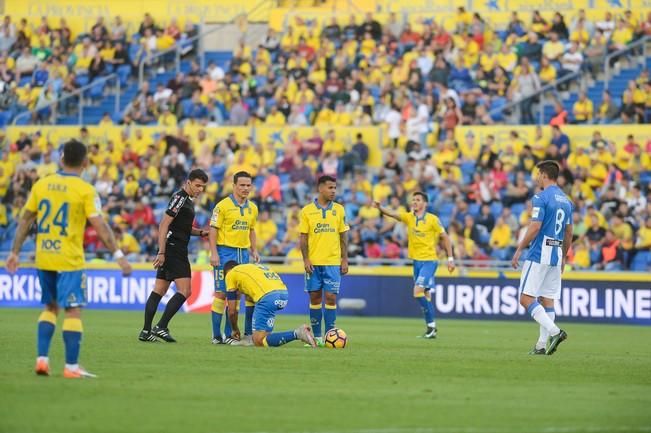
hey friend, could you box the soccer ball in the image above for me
[324,328,347,349]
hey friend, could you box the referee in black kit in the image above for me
[139,169,209,342]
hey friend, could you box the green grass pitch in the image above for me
[1,309,650,433]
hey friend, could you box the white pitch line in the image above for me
[224,426,651,433]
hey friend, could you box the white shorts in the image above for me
[519,260,562,300]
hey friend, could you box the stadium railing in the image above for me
[604,35,650,91]
[488,70,583,125]
[11,73,121,126]
[137,0,271,86]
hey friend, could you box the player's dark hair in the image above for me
[413,191,429,202]
[223,260,238,275]
[233,171,252,184]
[318,175,337,186]
[188,169,208,183]
[536,160,560,180]
[62,139,88,168]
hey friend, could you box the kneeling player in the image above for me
[223,261,316,348]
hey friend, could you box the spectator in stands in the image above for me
[598,91,619,124]
[88,51,106,82]
[15,46,39,80]
[551,12,569,40]
[572,91,593,124]
[514,61,540,124]
[519,32,542,62]
[542,32,564,62]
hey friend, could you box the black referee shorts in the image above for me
[156,250,191,281]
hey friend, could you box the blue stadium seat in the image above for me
[511,203,526,219]
[490,202,503,218]
[631,251,650,271]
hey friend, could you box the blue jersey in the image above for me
[525,185,573,266]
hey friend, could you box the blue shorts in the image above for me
[214,246,250,293]
[305,265,341,294]
[252,290,288,332]
[413,260,438,290]
[38,270,87,308]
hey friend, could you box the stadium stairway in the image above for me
[53,51,233,125]
[542,56,651,124]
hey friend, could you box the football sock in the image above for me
[156,292,186,329]
[37,311,56,357]
[223,305,232,337]
[426,292,437,322]
[415,293,435,324]
[324,303,337,332]
[527,302,560,336]
[309,303,323,337]
[244,301,255,335]
[62,318,82,365]
[537,307,556,349]
[143,292,162,331]
[211,297,225,339]
[263,331,297,347]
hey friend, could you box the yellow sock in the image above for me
[211,298,225,314]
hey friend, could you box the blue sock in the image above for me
[244,305,254,335]
[264,331,297,347]
[37,311,56,357]
[211,311,222,338]
[427,295,436,322]
[309,304,323,337]
[416,296,434,323]
[324,304,337,332]
[62,318,82,365]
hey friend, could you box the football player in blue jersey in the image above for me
[512,161,573,355]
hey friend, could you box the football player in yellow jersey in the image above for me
[374,192,454,339]
[299,175,349,346]
[208,171,260,345]
[6,140,132,378]
[223,262,316,348]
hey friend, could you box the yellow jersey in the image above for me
[24,172,101,271]
[299,200,349,266]
[210,195,258,248]
[400,211,445,261]
[225,264,287,302]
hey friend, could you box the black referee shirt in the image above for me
[164,189,195,251]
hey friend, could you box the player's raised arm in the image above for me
[373,201,401,221]
[88,216,132,276]
[5,209,37,274]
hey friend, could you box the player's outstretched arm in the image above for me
[6,210,37,274]
[439,232,456,273]
[373,201,401,221]
[88,216,132,276]
[512,221,542,269]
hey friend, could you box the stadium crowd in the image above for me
[0,9,650,270]
[0,13,197,123]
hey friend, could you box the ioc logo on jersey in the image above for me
[41,239,62,251]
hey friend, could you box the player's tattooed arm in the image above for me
[340,232,349,275]
[300,233,313,273]
[10,210,36,255]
